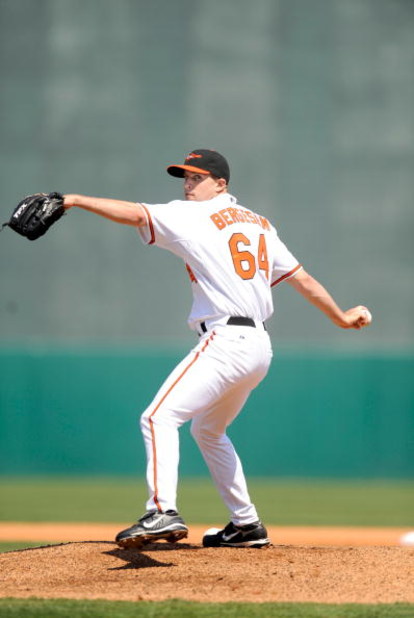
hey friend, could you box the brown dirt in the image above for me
[0,524,413,604]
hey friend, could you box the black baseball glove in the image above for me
[2,192,65,240]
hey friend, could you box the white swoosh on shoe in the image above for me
[142,520,158,529]
[221,531,240,542]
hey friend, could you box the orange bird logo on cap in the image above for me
[185,153,203,160]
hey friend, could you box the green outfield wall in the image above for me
[0,346,412,478]
[1,0,414,350]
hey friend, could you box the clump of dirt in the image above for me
[0,541,413,604]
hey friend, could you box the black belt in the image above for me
[199,317,265,334]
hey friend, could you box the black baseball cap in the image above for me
[167,149,230,183]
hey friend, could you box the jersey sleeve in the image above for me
[136,200,192,249]
[270,227,302,287]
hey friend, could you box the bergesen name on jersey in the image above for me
[209,206,270,231]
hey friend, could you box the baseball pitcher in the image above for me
[14,149,372,549]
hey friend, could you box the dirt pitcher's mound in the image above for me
[1,541,413,604]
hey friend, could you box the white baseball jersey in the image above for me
[137,193,302,330]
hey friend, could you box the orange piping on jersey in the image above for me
[271,263,303,287]
[186,263,198,283]
[141,204,155,245]
[148,331,216,512]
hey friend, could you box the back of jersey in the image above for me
[139,194,301,329]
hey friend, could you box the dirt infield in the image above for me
[0,524,413,604]
[0,522,413,546]
[1,541,413,604]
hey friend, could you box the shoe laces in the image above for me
[138,510,158,523]
[226,520,261,533]
[139,509,179,523]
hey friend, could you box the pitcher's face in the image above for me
[184,172,227,201]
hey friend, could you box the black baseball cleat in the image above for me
[116,509,188,549]
[202,520,270,548]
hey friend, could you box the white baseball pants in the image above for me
[140,323,272,525]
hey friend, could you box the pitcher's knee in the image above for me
[140,409,151,433]
[191,422,226,445]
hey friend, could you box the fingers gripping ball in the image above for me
[2,192,65,240]
[361,309,373,326]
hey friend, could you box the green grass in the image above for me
[0,599,413,618]
[0,542,44,552]
[0,477,413,526]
